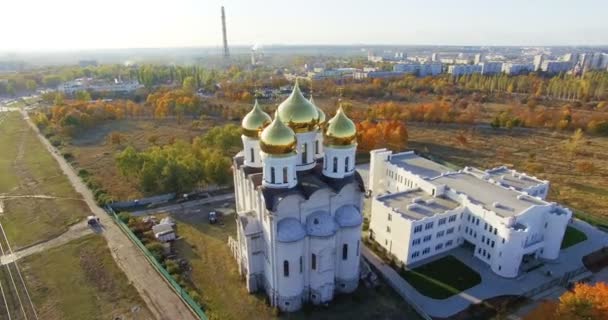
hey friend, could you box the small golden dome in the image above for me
[324,106,357,147]
[242,100,271,138]
[277,80,319,133]
[260,112,297,155]
[310,95,326,128]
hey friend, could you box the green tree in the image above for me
[182,76,196,93]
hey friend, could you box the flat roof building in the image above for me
[368,149,571,278]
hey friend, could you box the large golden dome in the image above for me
[277,80,319,133]
[260,112,297,155]
[324,106,357,147]
[242,100,271,138]
[310,95,326,128]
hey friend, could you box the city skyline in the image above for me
[2,0,608,51]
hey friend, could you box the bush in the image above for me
[117,212,131,224]
[165,259,181,274]
[145,241,165,262]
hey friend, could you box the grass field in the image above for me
[171,203,422,320]
[20,234,153,320]
[64,116,224,200]
[561,226,588,249]
[0,112,88,249]
[400,255,481,299]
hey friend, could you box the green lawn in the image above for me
[0,112,88,249]
[400,255,481,299]
[561,226,588,249]
[173,205,422,320]
[20,235,153,320]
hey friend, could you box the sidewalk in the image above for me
[362,219,608,318]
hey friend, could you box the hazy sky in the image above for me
[3,0,608,51]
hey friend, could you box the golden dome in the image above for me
[242,100,272,138]
[310,95,326,128]
[277,80,319,133]
[260,112,297,155]
[324,106,357,147]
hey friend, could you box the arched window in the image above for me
[302,143,308,164]
[270,167,276,184]
[250,148,255,163]
[283,260,289,277]
[283,167,288,184]
[315,140,319,154]
[311,254,317,270]
[344,157,350,172]
[299,256,303,273]
[342,244,348,260]
[333,157,338,173]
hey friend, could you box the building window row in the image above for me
[436,230,445,238]
[423,235,432,242]
[412,238,421,246]
[425,222,434,230]
[413,225,423,233]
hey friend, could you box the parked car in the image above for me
[209,211,218,224]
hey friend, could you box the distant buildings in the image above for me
[448,64,482,76]
[533,54,544,72]
[474,53,483,65]
[480,62,503,75]
[367,50,406,62]
[393,62,443,77]
[502,63,534,75]
[431,53,440,62]
[541,60,572,74]
[58,78,142,95]
[368,150,571,279]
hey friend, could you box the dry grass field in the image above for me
[64,116,232,200]
[21,235,153,320]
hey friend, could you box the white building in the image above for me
[533,54,544,72]
[480,62,503,75]
[448,64,482,77]
[502,63,534,75]
[58,78,142,95]
[230,82,365,312]
[393,62,442,77]
[368,149,571,278]
[541,60,572,74]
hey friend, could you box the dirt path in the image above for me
[0,221,93,265]
[19,110,198,320]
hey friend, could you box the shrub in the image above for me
[165,259,181,274]
[145,241,165,262]
[117,212,131,224]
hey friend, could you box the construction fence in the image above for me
[106,206,208,320]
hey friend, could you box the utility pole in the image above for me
[221,6,230,59]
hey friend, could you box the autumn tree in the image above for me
[526,282,608,320]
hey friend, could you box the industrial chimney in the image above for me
[221,6,230,59]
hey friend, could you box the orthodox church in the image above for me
[229,81,365,312]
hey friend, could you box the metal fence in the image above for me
[106,206,208,320]
[522,266,589,299]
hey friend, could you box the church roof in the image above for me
[277,218,306,243]
[233,155,366,212]
[335,205,363,228]
[306,211,338,237]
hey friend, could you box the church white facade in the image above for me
[368,149,571,278]
[230,82,364,312]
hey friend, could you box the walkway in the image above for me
[20,110,198,320]
[0,221,93,265]
[363,219,608,318]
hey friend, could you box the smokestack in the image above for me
[221,6,229,59]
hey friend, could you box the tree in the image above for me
[53,93,65,106]
[182,76,196,93]
[525,282,608,320]
[25,80,37,92]
[108,132,123,145]
[565,128,585,156]
[75,90,92,101]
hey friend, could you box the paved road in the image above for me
[130,193,235,216]
[19,110,198,320]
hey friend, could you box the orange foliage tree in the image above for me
[356,120,408,153]
[524,282,608,320]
